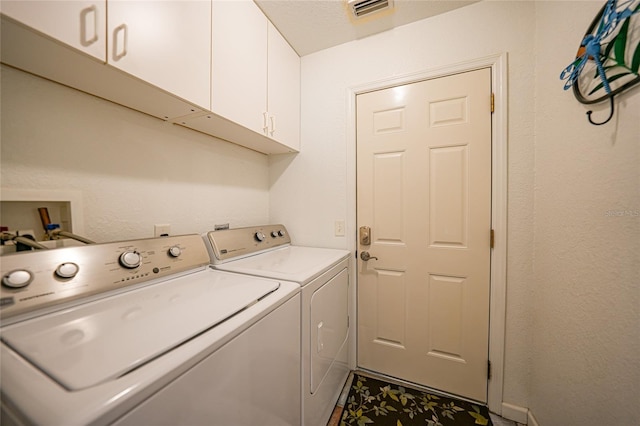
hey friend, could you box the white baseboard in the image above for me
[501,402,529,424]
[528,410,540,426]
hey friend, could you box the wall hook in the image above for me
[586,95,615,126]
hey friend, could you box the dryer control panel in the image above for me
[205,224,291,264]
[0,234,210,323]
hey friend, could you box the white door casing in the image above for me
[356,68,492,402]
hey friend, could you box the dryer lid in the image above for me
[214,246,350,285]
[1,269,279,390]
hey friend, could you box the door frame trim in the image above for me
[346,53,508,414]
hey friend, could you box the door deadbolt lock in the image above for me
[360,251,378,261]
[359,226,371,245]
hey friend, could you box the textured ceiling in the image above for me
[255,0,478,56]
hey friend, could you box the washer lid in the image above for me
[1,269,279,391]
[213,246,350,285]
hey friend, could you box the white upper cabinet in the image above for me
[267,21,301,151]
[211,0,268,135]
[0,0,107,61]
[1,0,298,154]
[107,0,211,110]
[211,0,300,151]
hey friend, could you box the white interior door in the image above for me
[356,68,492,402]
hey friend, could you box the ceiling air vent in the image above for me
[347,0,395,18]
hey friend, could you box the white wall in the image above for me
[1,65,270,242]
[531,2,640,425]
[270,0,537,410]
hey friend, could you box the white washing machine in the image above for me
[0,234,301,426]
[204,224,351,426]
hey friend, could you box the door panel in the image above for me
[373,152,405,241]
[430,144,468,247]
[357,68,491,402]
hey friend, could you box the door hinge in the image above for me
[490,229,495,249]
[490,93,495,113]
[487,360,492,380]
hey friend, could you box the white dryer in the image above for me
[204,224,351,426]
[1,235,301,426]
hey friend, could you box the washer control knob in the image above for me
[119,251,142,269]
[168,245,182,258]
[254,232,265,242]
[277,230,286,237]
[271,231,279,238]
[2,270,33,288]
[55,262,79,279]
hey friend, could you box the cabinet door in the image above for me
[267,22,300,151]
[211,0,267,135]
[0,0,106,61]
[107,0,211,109]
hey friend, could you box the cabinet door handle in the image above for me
[80,5,98,47]
[269,115,276,136]
[263,112,269,134]
[112,23,128,61]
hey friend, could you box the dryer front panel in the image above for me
[309,267,349,394]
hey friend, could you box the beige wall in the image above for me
[1,65,270,242]
[531,2,639,425]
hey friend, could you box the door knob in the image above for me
[360,251,378,261]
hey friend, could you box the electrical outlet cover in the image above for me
[154,224,171,237]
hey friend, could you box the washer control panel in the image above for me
[0,234,210,322]
[205,224,291,264]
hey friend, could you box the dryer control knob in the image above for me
[2,269,33,288]
[119,251,142,269]
[254,232,266,242]
[277,230,286,237]
[168,246,182,258]
[55,262,79,279]
[271,231,279,238]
